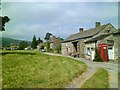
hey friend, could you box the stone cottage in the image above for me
[61,22,119,61]
[49,35,63,51]
[85,31,120,61]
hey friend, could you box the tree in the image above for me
[57,37,64,41]
[37,37,43,45]
[0,16,10,31]
[93,47,103,62]
[19,41,28,50]
[44,32,52,41]
[54,45,61,54]
[31,35,37,49]
[44,42,50,52]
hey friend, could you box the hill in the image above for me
[0,37,31,47]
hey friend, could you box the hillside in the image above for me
[0,37,31,46]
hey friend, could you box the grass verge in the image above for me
[81,68,109,88]
[2,50,87,88]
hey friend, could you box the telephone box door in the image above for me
[98,44,108,62]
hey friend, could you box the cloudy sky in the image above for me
[1,1,118,41]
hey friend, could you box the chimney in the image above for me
[79,28,84,32]
[95,22,101,27]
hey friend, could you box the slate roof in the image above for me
[85,29,119,43]
[63,23,110,42]
[85,34,110,43]
[113,30,120,35]
[50,38,63,43]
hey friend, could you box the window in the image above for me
[86,47,90,55]
[105,30,110,34]
[108,45,113,49]
[66,47,68,52]
[91,48,94,51]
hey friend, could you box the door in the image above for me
[91,48,95,60]
[98,44,108,62]
[72,41,78,52]
[108,46,114,60]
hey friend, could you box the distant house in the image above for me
[10,43,19,50]
[24,46,32,50]
[50,35,63,49]
[61,22,119,61]
[10,46,19,50]
[37,43,44,51]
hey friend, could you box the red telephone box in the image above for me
[98,44,108,62]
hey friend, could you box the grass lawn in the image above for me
[81,68,109,88]
[2,50,87,88]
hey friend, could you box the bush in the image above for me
[40,44,44,50]
[93,47,103,62]
[44,42,50,52]
[48,49,54,53]
[54,46,61,54]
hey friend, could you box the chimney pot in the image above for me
[95,22,101,27]
[79,28,84,32]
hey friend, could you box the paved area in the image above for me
[43,52,118,88]
[77,58,118,88]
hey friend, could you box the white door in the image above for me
[108,47,114,60]
[91,49,95,60]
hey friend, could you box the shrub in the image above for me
[93,47,103,62]
[40,44,44,50]
[54,46,61,54]
[44,42,50,52]
[48,49,54,53]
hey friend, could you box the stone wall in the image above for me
[50,43,53,49]
[62,37,93,58]
[50,39,62,49]
[113,34,119,60]
[85,42,96,60]
[97,34,118,60]
[96,24,116,36]
[96,35,114,45]
[78,39,85,58]
[61,42,73,55]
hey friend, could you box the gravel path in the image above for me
[43,52,118,88]
[65,67,97,88]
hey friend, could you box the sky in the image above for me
[1,1,118,41]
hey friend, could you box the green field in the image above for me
[81,68,109,88]
[2,50,87,88]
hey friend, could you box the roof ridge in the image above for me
[68,23,109,36]
[65,23,110,41]
[86,23,109,31]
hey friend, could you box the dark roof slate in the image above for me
[85,34,110,43]
[63,23,110,42]
[113,30,120,35]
